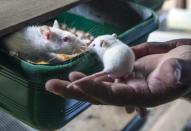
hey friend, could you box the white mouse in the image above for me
[68,33,135,87]
[3,20,85,58]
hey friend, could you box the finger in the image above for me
[94,75,114,83]
[77,76,168,107]
[77,79,149,106]
[135,107,148,118]
[167,59,191,96]
[45,79,101,104]
[45,79,70,94]
[132,39,191,59]
[75,80,115,104]
[69,71,86,82]
[114,78,124,83]
[125,106,135,113]
[148,58,182,93]
[134,54,164,77]
[125,106,148,117]
[147,58,190,105]
[69,72,114,83]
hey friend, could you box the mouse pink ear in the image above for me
[53,20,60,29]
[40,26,52,40]
[112,33,117,38]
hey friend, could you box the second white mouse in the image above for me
[68,33,135,87]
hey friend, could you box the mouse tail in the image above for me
[67,71,108,88]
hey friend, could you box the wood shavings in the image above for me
[61,23,95,46]
[35,61,49,64]
[55,53,79,61]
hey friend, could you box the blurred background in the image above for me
[1,0,191,131]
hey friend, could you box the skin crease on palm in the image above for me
[45,39,191,117]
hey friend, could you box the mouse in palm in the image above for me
[68,33,135,87]
[3,20,85,60]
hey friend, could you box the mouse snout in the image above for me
[88,43,97,53]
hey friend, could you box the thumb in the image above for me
[154,58,191,87]
[149,58,182,89]
[147,58,191,105]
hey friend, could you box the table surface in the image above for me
[0,0,85,37]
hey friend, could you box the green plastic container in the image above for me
[129,0,165,10]
[0,1,158,130]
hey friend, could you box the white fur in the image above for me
[67,34,135,87]
[4,20,85,55]
[24,26,48,51]
[89,34,135,77]
[103,43,135,77]
[53,20,60,29]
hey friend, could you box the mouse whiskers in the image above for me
[69,19,78,28]
[87,26,97,35]
[47,56,58,63]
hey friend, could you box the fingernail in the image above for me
[175,63,182,81]
[45,81,55,93]
[45,83,61,96]
[45,79,62,93]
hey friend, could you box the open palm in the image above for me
[45,39,191,115]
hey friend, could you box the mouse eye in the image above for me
[92,44,95,47]
[62,37,70,42]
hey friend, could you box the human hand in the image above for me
[45,39,191,116]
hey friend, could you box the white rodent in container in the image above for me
[3,20,87,62]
